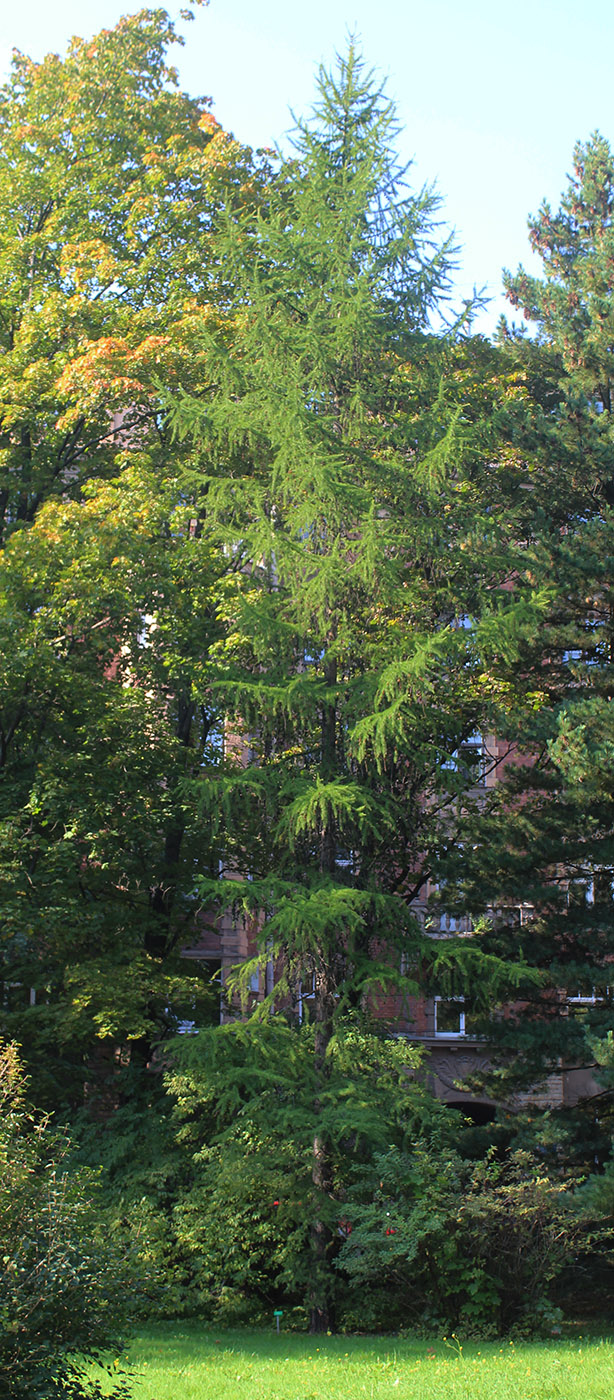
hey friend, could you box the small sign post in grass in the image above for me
[273,1310,283,1334]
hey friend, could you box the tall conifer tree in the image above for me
[170,46,538,1327]
[448,136,614,1130]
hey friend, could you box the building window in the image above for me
[443,732,487,787]
[169,958,222,1032]
[434,996,466,1036]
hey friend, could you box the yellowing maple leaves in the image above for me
[0,9,263,545]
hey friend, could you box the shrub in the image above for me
[338,1146,579,1334]
[0,1043,137,1400]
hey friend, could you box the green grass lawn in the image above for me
[104,1321,614,1400]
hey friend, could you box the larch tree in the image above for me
[167,45,541,1330]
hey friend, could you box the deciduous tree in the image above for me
[0,8,264,1105]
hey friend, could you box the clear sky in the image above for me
[2,0,614,334]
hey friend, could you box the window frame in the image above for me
[434,994,466,1038]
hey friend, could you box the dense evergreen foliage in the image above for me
[442,137,614,1175]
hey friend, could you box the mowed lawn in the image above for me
[107,1322,614,1400]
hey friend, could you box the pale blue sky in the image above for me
[1,0,613,334]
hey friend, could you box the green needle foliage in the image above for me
[166,1018,436,1326]
[167,44,543,1329]
[444,136,614,1148]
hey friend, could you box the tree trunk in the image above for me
[309,651,338,1333]
[309,965,336,1334]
